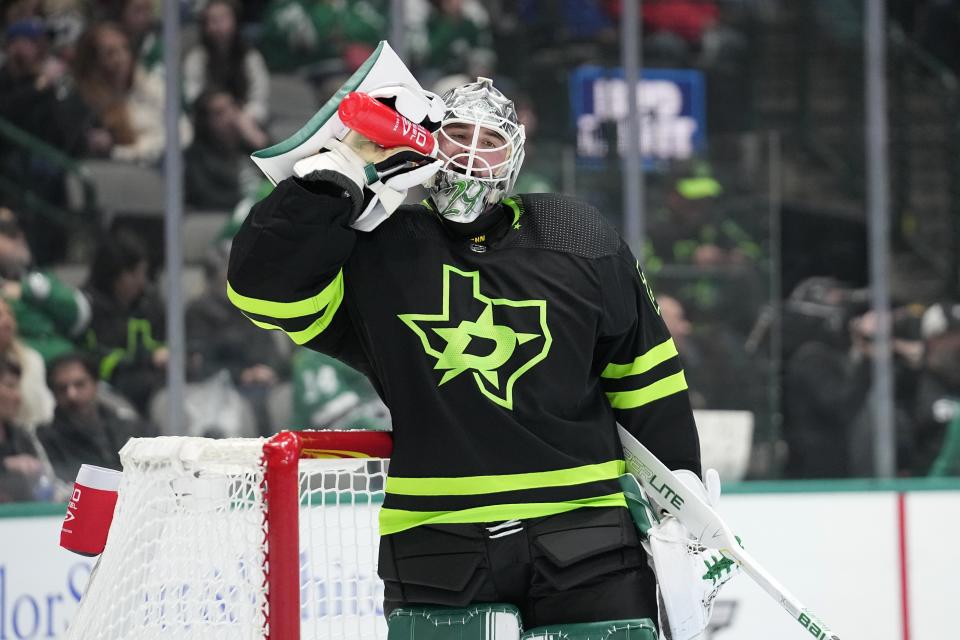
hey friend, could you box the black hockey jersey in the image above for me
[227,176,701,535]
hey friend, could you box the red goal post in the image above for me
[265,430,392,639]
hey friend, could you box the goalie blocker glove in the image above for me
[293,131,441,232]
[642,469,741,640]
[294,83,444,232]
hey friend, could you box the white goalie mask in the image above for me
[427,77,526,224]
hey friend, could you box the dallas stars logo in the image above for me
[398,265,552,410]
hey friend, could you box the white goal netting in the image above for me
[66,436,388,639]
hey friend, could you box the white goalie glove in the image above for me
[293,84,444,232]
[642,469,741,640]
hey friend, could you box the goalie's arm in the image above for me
[595,240,701,476]
[229,123,440,374]
[226,171,368,367]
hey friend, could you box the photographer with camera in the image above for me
[782,277,925,478]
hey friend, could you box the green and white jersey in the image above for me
[228,177,701,535]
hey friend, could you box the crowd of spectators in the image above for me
[0,0,959,504]
[781,281,960,479]
[0,0,422,504]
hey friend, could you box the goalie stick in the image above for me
[617,425,841,640]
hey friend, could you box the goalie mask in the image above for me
[427,77,526,225]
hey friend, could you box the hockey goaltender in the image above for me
[228,75,738,640]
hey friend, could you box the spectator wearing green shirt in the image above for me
[291,349,389,431]
[0,208,91,365]
[258,0,386,72]
[424,0,494,77]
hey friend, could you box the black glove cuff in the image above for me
[294,169,365,222]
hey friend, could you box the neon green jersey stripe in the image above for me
[601,338,678,379]
[247,317,282,331]
[226,270,343,319]
[378,494,628,536]
[503,197,522,227]
[606,371,688,409]
[386,460,625,496]
[246,290,344,345]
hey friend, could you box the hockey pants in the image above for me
[378,506,658,630]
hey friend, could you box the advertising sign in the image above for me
[569,66,707,167]
[3,488,960,638]
[0,512,92,639]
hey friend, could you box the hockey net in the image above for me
[66,430,392,640]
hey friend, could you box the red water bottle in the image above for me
[338,91,438,156]
[60,464,122,557]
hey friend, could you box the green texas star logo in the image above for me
[398,264,552,410]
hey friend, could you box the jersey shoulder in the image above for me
[511,193,621,259]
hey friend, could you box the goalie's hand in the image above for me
[293,130,441,231]
[643,468,739,640]
[294,130,439,186]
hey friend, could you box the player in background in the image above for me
[228,78,730,639]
